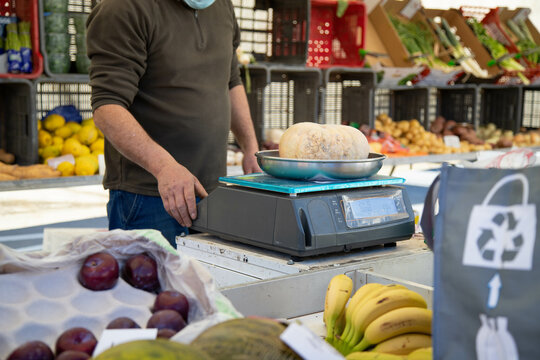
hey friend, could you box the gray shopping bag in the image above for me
[421,164,539,360]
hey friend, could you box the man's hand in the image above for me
[242,151,262,175]
[155,163,208,227]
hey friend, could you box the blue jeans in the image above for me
[107,190,189,248]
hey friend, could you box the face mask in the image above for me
[183,0,215,9]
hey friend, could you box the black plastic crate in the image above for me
[479,85,522,132]
[375,86,430,128]
[40,0,93,77]
[321,68,375,127]
[265,66,322,131]
[436,85,478,126]
[522,86,540,129]
[35,79,92,120]
[233,0,310,65]
[0,79,38,165]
[233,64,269,146]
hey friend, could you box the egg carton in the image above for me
[0,262,156,358]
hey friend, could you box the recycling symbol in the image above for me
[477,212,524,263]
[462,174,536,271]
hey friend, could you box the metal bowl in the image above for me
[256,150,387,181]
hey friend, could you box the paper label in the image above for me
[513,8,531,22]
[47,154,75,169]
[280,322,345,360]
[92,329,158,357]
[443,135,461,149]
[400,0,421,20]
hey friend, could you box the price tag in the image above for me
[280,322,345,360]
[444,135,461,149]
[400,0,421,20]
[92,329,158,357]
[47,154,75,169]
[513,8,531,22]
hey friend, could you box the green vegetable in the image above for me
[337,0,348,18]
[467,17,525,72]
[507,18,538,64]
[18,21,31,49]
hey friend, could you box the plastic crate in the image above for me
[307,0,366,68]
[40,0,92,77]
[436,85,478,125]
[0,0,43,79]
[35,79,92,121]
[375,86,430,128]
[479,85,522,132]
[0,79,38,165]
[321,67,375,127]
[232,64,269,146]
[265,66,322,131]
[233,0,309,65]
[521,86,540,129]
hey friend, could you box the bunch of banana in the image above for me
[322,280,432,357]
[323,274,353,344]
[344,347,432,360]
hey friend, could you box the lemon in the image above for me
[57,161,75,176]
[75,155,98,176]
[68,133,80,142]
[37,120,42,131]
[66,121,82,134]
[43,114,66,132]
[54,125,73,139]
[38,130,52,148]
[62,138,84,157]
[80,144,91,156]
[97,127,104,138]
[78,125,99,145]
[52,136,64,147]
[81,118,95,127]
[90,138,105,153]
[40,145,61,160]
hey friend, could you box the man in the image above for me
[86,0,261,247]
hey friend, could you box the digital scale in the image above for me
[191,173,415,257]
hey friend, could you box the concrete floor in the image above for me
[0,164,440,251]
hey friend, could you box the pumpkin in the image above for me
[278,123,370,160]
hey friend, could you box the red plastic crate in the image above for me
[307,0,366,68]
[0,0,43,79]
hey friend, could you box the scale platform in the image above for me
[191,174,416,257]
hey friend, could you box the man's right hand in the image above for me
[155,162,208,227]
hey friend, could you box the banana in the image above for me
[339,283,384,341]
[344,289,427,350]
[341,284,407,343]
[323,274,353,342]
[353,307,432,352]
[372,333,432,355]
[345,351,406,360]
[406,347,432,360]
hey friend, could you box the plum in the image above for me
[55,327,97,356]
[146,309,186,332]
[78,252,119,291]
[6,341,54,360]
[55,350,90,360]
[106,317,141,329]
[122,253,160,293]
[153,290,189,321]
[157,328,178,339]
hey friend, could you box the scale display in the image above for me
[341,189,410,229]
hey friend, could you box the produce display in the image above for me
[279,122,370,160]
[37,114,104,177]
[374,113,491,155]
[323,275,433,358]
